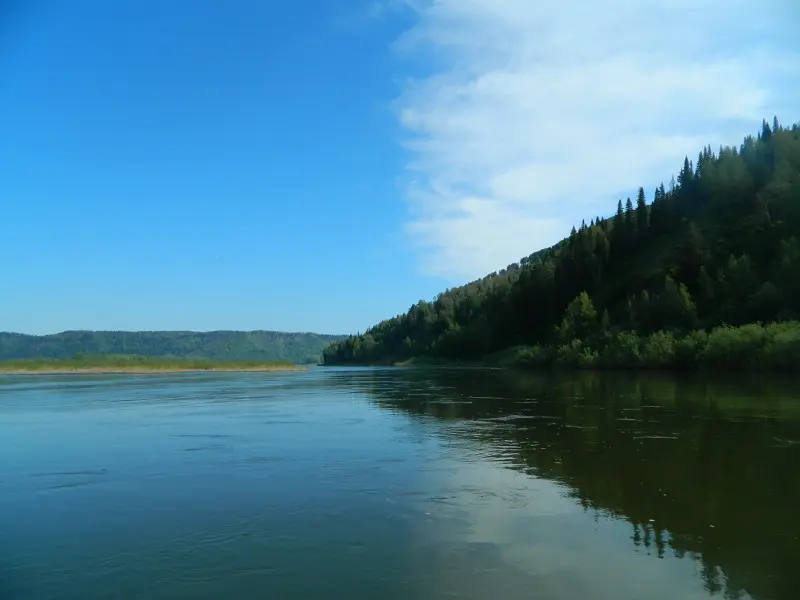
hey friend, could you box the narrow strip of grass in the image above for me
[330,321,800,373]
[0,355,305,374]
[504,321,800,372]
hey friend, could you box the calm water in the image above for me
[1,368,799,600]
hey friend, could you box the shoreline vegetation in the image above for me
[323,119,800,373]
[0,355,305,375]
[392,320,800,373]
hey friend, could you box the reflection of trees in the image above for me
[326,368,800,600]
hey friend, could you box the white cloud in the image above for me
[391,0,800,281]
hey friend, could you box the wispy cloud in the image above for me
[390,0,800,281]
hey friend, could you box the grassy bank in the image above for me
[335,322,800,374]
[0,355,305,374]
[498,321,800,372]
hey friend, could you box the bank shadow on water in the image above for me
[325,367,800,600]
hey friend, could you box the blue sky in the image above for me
[1,0,798,336]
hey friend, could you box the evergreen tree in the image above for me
[636,187,649,237]
[761,118,772,140]
[697,266,716,318]
[677,224,706,286]
[323,118,800,368]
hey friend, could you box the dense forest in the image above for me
[0,330,345,365]
[325,118,800,370]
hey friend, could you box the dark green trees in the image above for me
[556,292,598,343]
[324,118,800,367]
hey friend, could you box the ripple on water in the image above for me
[2,369,800,600]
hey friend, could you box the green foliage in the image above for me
[509,344,555,367]
[0,355,299,372]
[701,323,769,370]
[503,322,800,372]
[556,339,599,368]
[0,330,345,365]
[673,330,709,369]
[556,292,598,343]
[600,331,642,368]
[652,276,697,331]
[324,118,800,370]
[640,331,677,368]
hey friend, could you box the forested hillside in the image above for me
[0,330,345,364]
[325,118,800,370]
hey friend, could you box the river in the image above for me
[1,367,798,599]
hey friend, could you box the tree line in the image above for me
[0,330,345,365]
[325,118,800,370]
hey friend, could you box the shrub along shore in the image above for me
[499,320,800,372]
[0,355,305,374]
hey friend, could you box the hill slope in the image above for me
[0,330,345,365]
[324,118,800,370]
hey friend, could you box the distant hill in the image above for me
[0,330,346,365]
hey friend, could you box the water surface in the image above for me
[1,368,798,599]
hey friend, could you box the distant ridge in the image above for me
[0,330,347,365]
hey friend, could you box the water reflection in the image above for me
[2,369,799,599]
[327,368,800,600]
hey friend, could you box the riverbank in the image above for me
[327,321,800,373]
[0,357,306,375]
